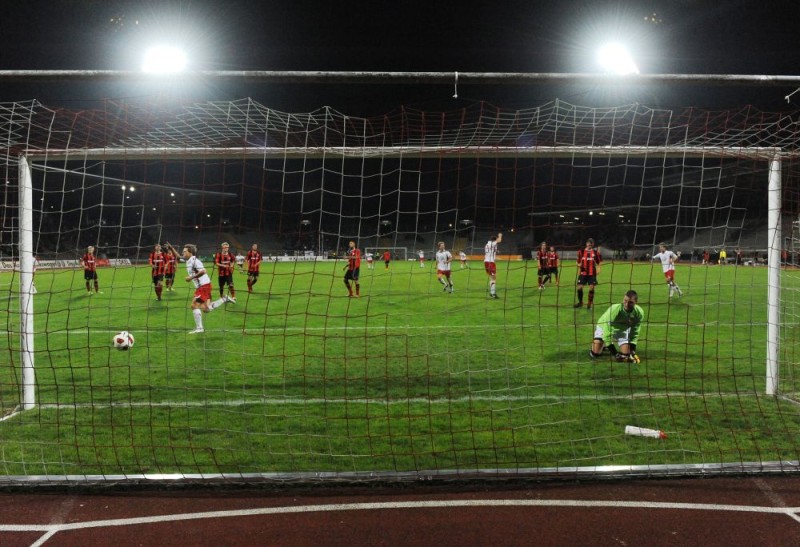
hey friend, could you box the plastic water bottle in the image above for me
[625,425,667,439]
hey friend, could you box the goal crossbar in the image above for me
[24,145,784,162]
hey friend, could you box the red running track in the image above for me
[1,475,800,546]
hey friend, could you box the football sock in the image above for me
[576,288,583,303]
[209,298,225,310]
[193,308,203,328]
[489,280,496,295]
[588,289,595,306]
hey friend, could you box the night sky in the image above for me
[1,0,799,114]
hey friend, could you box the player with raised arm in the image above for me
[343,240,361,298]
[148,243,167,301]
[652,243,683,298]
[484,232,503,299]
[574,238,601,309]
[435,241,454,293]
[589,289,645,364]
[214,242,237,302]
[245,243,263,293]
[164,246,178,291]
[167,242,232,334]
[79,245,101,295]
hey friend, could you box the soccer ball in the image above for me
[113,331,135,351]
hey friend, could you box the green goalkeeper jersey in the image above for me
[597,303,645,344]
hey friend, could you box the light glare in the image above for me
[142,46,188,73]
[597,43,639,75]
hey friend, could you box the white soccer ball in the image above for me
[113,331,135,351]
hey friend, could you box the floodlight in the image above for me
[142,45,188,73]
[597,43,639,75]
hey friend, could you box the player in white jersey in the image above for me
[459,251,467,269]
[652,243,683,298]
[235,251,246,272]
[484,232,503,298]
[418,249,426,268]
[365,251,374,269]
[435,242,454,293]
[167,242,233,333]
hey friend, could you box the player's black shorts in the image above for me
[152,274,164,284]
[537,267,548,276]
[218,274,233,286]
[248,271,260,279]
[84,271,98,281]
[165,272,175,281]
[577,274,598,286]
[344,267,360,281]
[549,267,559,275]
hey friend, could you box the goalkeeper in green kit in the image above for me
[589,289,645,363]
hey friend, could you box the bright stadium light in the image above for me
[597,42,639,75]
[142,45,188,73]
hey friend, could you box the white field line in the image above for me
[26,390,758,412]
[36,320,771,336]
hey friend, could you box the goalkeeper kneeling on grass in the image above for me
[589,289,645,363]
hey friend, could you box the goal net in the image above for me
[1,97,799,485]
[364,247,408,262]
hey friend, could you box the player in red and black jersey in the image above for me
[214,242,237,302]
[546,245,560,286]
[536,242,549,290]
[575,238,601,309]
[148,243,167,301]
[80,245,101,295]
[164,246,178,291]
[343,240,361,298]
[245,243,263,293]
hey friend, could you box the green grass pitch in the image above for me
[1,259,799,477]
